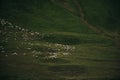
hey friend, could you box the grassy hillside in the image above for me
[1,0,120,33]
[0,0,94,33]
[0,0,120,80]
[77,0,120,31]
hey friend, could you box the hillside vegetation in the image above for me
[0,0,120,80]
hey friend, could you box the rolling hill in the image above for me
[0,0,120,80]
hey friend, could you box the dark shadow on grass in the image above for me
[0,75,11,80]
[41,34,80,45]
[31,45,58,53]
[82,77,120,80]
[79,57,120,62]
[49,64,86,76]
[39,58,70,63]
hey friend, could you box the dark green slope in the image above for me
[1,0,120,33]
[77,0,120,31]
[0,0,120,80]
[0,0,94,33]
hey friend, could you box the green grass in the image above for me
[77,0,120,31]
[1,0,95,33]
[0,21,120,80]
[0,0,120,80]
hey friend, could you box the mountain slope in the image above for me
[0,0,120,80]
[0,0,94,34]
